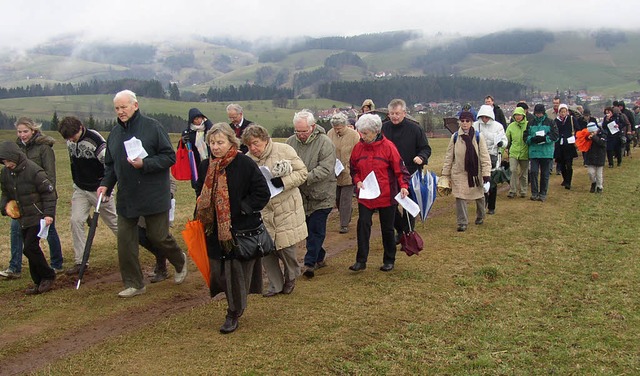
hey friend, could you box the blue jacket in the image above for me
[527,115,558,159]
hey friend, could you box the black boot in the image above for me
[220,312,239,334]
[590,183,596,193]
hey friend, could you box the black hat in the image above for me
[516,101,529,110]
[534,104,545,114]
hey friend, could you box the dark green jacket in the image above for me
[0,142,57,228]
[102,110,175,218]
[17,132,56,187]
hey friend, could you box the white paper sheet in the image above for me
[359,171,380,199]
[169,198,175,223]
[566,136,576,144]
[535,130,545,137]
[124,137,148,159]
[607,121,619,135]
[483,181,490,193]
[394,193,420,218]
[38,219,50,239]
[334,159,345,177]
[259,166,283,198]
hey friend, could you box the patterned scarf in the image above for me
[461,126,480,188]
[190,123,209,162]
[196,146,238,252]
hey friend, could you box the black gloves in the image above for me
[271,177,284,188]
[531,135,546,144]
[497,141,504,147]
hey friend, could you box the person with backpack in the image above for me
[441,111,491,232]
[527,104,559,202]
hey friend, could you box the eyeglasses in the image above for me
[460,119,473,123]
[294,128,312,134]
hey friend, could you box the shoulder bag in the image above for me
[231,222,275,261]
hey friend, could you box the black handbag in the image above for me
[231,222,275,261]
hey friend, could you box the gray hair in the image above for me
[241,124,270,145]
[114,90,138,104]
[206,122,240,149]
[356,114,382,134]
[226,103,243,114]
[387,98,406,112]
[330,112,349,127]
[293,109,316,126]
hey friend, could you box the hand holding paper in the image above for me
[260,166,284,198]
[395,192,420,218]
[124,137,148,160]
[359,171,381,199]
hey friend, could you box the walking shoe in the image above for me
[475,218,484,225]
[457,225,467,232]
[65,264,83,275]
[52,267,64,274]
[339,226,349,234]
[38,278,55,294]
[315,260,327,269]
[24,285,40,295]
[174,252,188,284]
[487,209,495,215]
[0,268,21,279]
[596,187,603,194]
[530,195,538,201]
[507,192,516,198]
[150,270,168,283]
[590,183,596,193]
[348,262,366,271]
[118,286,146,298]
[220,316,238,334]
[282,279,295,294]
[379,264,394,272]
[302,265,315,278]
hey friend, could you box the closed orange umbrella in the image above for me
[575,128,592,153]
[181,219,210,287]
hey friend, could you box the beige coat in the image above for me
[441,128,491,200]
[248,140,308,250]
[327,127,360,186]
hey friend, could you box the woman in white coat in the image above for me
[242,125,308,296]
[441,111,492,232]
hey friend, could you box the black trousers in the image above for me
[357,204,397,265]
[22,226,55,285]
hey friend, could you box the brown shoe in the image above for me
[282,279,295,294]
[24,285,40,295]
[38,278,55,294]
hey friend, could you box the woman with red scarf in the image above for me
[441,111,492,232]
[195,123,270,334]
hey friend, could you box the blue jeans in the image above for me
[530,158,552,199]
[10,219,64,272]
[303,208,331,268]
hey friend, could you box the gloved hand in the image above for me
[271,177,284,188]
[497,141,504,147]
[531,135,546,144]
[482,176,490,183]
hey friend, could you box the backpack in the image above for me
[453,130,480,144]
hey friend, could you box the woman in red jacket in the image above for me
[349,114,410,272]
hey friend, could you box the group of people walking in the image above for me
[0,91,634,334]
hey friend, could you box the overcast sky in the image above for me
[2,0,638,49]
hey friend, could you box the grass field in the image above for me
[0,130,638,375]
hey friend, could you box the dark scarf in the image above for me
[461,126,480,188]
[195,146,238,252]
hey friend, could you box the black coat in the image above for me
[381,117,431,175]
[0,142,57,228]
[196,153,270,259]
[181,108,213,166]
[584,130,606,167]
[554,115,578,161]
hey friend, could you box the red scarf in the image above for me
[196,146,238,252]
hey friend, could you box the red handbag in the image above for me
[171,139,192,181]
[400,215,424,256]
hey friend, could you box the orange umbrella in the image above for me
[575,128,592,153]
[181,219,210,287]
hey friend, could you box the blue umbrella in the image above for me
[409,167,437,222]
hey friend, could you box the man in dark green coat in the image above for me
[98,90,187,298]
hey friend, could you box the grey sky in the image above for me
[2,0,638,49]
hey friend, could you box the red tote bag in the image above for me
[171,139,192,181]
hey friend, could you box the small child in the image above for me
[583,122,606,193]
[0,141,58,294]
